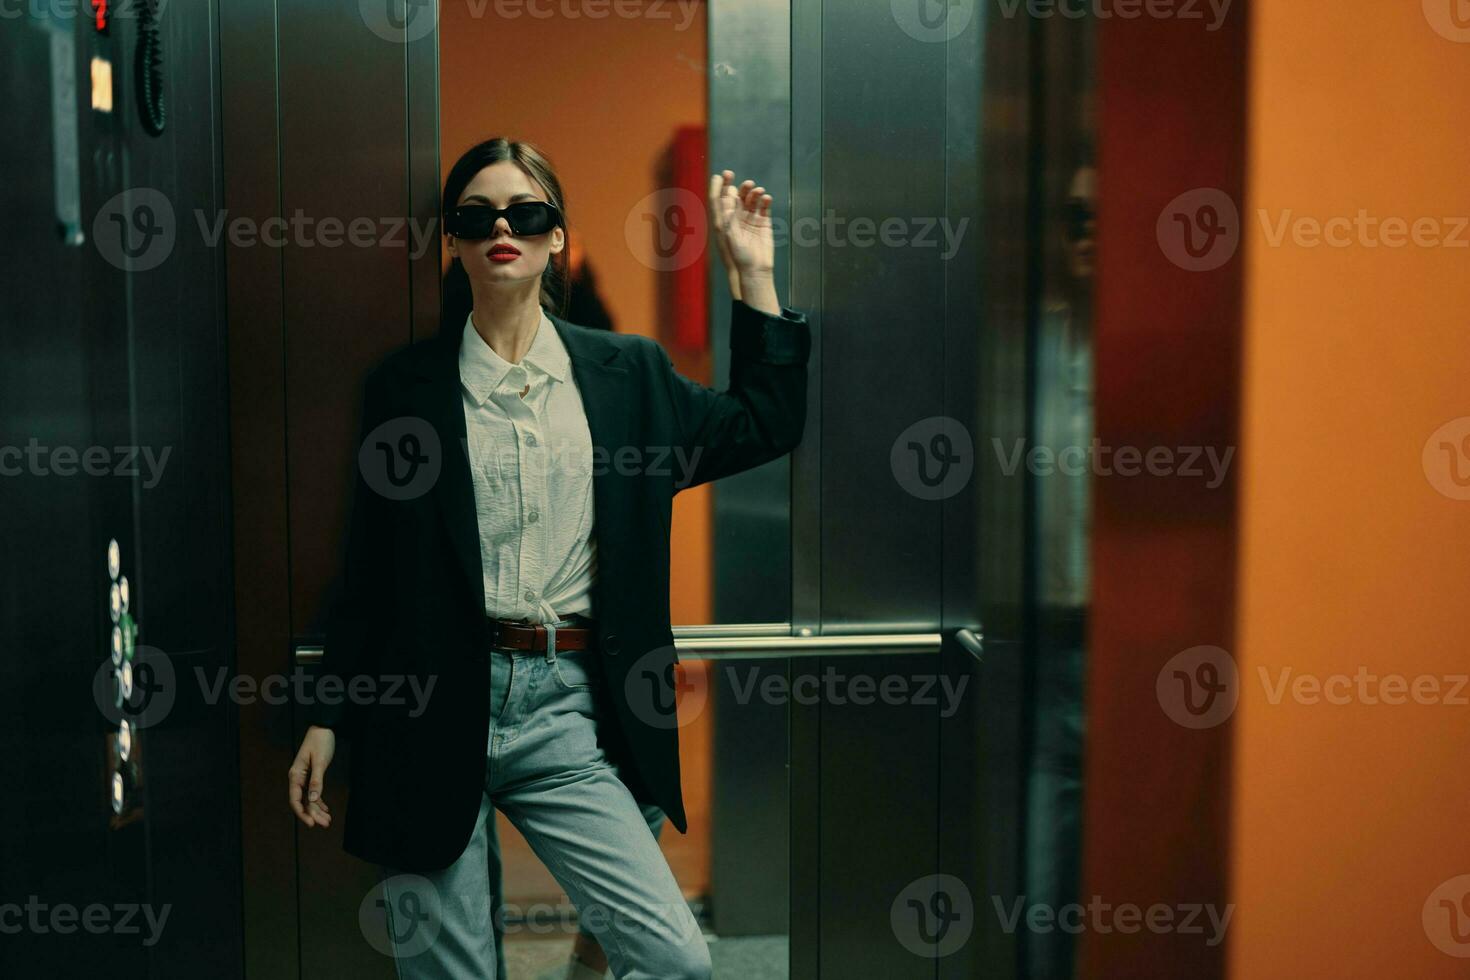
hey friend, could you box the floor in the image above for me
[506,933,789,980]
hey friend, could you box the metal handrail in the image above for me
[295,622,982,664]
[672,626,940,660]
[955,627,984,661]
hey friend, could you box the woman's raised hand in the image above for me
[708,169,780,315]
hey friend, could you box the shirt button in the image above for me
[525,433,537,447]
[524,589,536,602]
[527,510,539,523]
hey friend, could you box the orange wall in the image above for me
[1232,3,1470,976]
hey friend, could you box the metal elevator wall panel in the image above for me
[222,0,437,976]
[785,0,1016,976]
[789,0,965,976]
[283,5,438,973]
[707,0,796,942]
[1,2,242,978]
[948,3,1034,976]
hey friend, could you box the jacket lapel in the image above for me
[411,312,633,618]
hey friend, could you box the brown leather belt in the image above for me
[487,614,595,653]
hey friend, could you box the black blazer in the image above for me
[309,297,811,872]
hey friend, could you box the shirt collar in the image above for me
[459,307,569,406]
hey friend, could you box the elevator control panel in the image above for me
[106,538,143,825]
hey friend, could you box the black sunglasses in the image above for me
[445,201,562,239]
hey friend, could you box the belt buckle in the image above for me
[490,616,532,653]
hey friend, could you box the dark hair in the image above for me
[441,138,570,331]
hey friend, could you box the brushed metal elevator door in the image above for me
[223,1,437,977]
[3,4,244,978]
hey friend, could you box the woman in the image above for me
[286,137,811,979]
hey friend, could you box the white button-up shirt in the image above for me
[458,308,597,624]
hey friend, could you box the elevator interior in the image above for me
[0,0,1099,977]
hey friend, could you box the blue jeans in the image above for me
[484,802,667,977]
[375,639,709,979]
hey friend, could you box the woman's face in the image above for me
[447,161,565,292]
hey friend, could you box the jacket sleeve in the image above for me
[304,366,391,735]
[655,297,812,492]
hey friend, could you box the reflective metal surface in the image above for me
[296,626,961,665]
